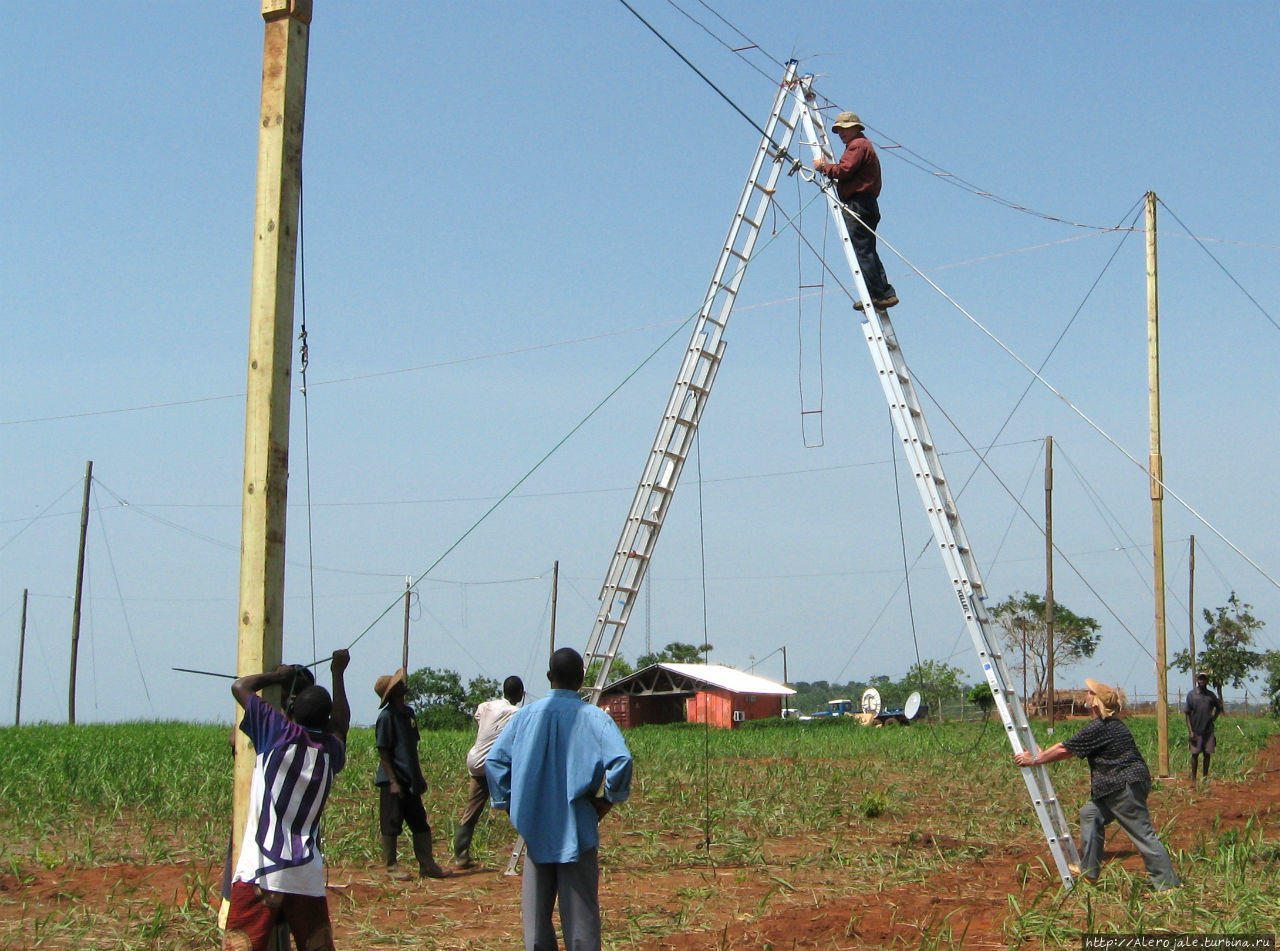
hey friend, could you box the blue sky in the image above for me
[2,1,1277,724]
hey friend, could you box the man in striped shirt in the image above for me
[224,649,350,951]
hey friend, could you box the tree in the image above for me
[993,592,1100,702]
[585,654,634,690]
[968,682,995,716]
[904,659,964,720]
[635,641,713,668]
[1172,592,1265,698]
[1263,651,1280,718]
[406,667,504,730]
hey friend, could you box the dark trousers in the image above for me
[840,194,895,302]
[379,785,431,837]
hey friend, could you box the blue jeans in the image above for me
[1079,781,1179,889]
[841,195,895,302]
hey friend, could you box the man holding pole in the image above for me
[223,649,349,951]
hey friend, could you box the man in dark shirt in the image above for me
[813,111,898,311]
[374,668,447,879]
[1184,672,1223,784]
[1013,677,1179,890]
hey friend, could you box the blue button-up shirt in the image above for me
[486,689,633,864]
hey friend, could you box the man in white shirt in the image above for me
[451,675,524,868]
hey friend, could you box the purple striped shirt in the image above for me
[236,694,345,887]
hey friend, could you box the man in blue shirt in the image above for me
[486,648,633,951]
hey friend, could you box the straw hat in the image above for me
[374,668,407,708]
[1084,678,1121,718]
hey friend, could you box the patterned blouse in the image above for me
[1062,717,1150,799]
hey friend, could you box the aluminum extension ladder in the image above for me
[580,61,809,700]
[535,61,1079,887]
[787,74,1081,887]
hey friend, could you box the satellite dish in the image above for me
[904,691,922,720]
[861,687,881,715]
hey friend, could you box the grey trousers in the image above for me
[522,848,600,951]
[1079,780,1180,889]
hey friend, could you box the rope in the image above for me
[297,181,319,668]
[870,213,1280,594]
[1156,196,1279,333]
[693,431,716,861]
[91,482,153,710]
[615,0,773,143]
[341,196,804,655]
[794,172,826,448]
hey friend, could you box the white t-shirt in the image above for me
[466,698,519,777]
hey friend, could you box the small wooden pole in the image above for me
[1147,190,1171,777]
[781,645,789,716]
[69,460,92,725]
[16,589,28,727]
[401,577,411,672]
[549,561,559,658]
[1045,436,1055,733]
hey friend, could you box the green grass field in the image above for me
[1,714,1277,949]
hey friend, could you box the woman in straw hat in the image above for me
[1013,677,1179,890]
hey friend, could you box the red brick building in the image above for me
[599,663,795,729]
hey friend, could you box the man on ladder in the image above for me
[813,111,899,311]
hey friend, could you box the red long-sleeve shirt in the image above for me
[822,133,882,200]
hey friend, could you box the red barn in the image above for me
[599,663,795,729]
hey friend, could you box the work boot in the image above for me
[873,295,899,309]
[382,835,412,881]
[413,831,449,879]
[452,824,476,869]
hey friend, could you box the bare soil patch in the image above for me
[4,738,1278,949]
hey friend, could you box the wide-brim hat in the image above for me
[832,111,864,131]
[1084,678,1121,718]
[374,668,407,708]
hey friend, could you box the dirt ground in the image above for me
[4,738,1279,950]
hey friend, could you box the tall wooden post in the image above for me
[69,460,92,725]
[16,589,28,727]
[1044,436,1055,732]
[233,0,312,863]
[1146,191,1171,777]
[1188,535,1197,680]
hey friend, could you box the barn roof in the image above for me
[602,662,795,697]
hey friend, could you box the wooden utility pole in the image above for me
[401,577,411,672]
[233,0,312,863]
[68,460,92,725]
[16,589,28,727]
[1188,535,1197,680]
[549,560,559,658]
[781,644,789,717]
[1146,191,1171,777]
[1045,436,1055,732]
